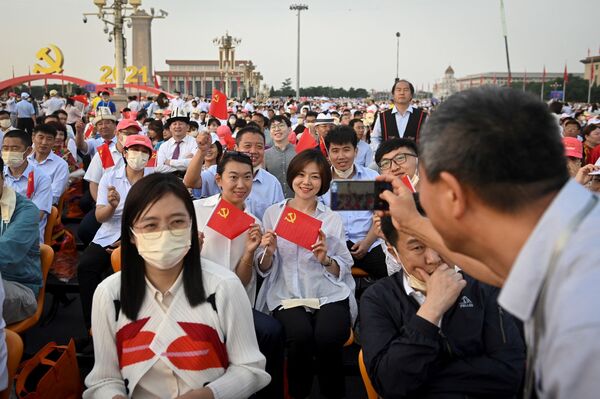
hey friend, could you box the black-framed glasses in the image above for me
[378,153,417,170]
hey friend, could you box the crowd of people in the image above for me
[0,79,599,398]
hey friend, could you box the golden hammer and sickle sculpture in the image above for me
[32,44,64,74]
[218,207,230,219]
[284,212,297,223]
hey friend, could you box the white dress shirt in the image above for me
[370,105,414,151]
[156,136,197,173]
[27,152,70,204]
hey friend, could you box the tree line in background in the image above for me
[516,74,599,103]
[270,78,370,99]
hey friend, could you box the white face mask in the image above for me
[390,245,428,293]
[2,151,25,169]
[0,120,11,129]
[119,135,127,147]
[332,164,354,179]
[126,150,149,171]
[132,228,191,270]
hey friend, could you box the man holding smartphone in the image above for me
[320,126,387,279]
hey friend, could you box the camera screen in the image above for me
[330,180,391,211]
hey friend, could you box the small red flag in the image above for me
[97,143,115,169]
[206,198,254,240]
[71,95,89,107]
[295,128,317,153]
[153,74,160,89]
[400,175,416,193]
[318,134,329,158]
[274,205,322,251]
[84,123,95,139]
[26,171,34,199]
[209,89,228,120]
[147,150,157,167]
[564,64,569,83]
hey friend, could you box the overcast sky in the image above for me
[4,0,599,92]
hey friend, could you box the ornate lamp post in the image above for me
[290,4,308,99]
[213,32,241,97]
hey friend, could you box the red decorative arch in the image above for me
[0,73,174,98]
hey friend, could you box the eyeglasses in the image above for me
[378,153,417,170]
[131,218,192,239]
[270,123,286,130]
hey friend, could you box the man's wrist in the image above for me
[321,256,332,267]
[416,302,442,326]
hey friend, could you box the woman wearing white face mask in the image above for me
[76,134,155,350]
[84,173,270,399]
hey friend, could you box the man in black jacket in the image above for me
[360,216,525,399]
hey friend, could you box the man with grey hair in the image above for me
[380,86,600,398]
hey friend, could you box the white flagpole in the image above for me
[259,202,286,265]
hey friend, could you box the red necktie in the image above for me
[172,141,182,160]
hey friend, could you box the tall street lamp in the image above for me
[395,32,401,80]
[83,0,141,96]
[290,4,308,100]
[213,32,241,98]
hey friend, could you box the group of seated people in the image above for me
[2,86,599,399]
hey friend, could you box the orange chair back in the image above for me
[351,266,370,278]
[111,246,121,272]
[359,350,379,399]
[43,206,59,245]
[7,244,54,333]
[0,330,24,399]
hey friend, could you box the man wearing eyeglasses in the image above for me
[265,116,296,198]
[375,138,419,187]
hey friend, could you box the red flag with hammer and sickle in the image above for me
[209,89,228,120]
[26,171,35,198]
[206,198,254,240]
[274,205,322,250]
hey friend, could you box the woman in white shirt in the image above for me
[84,173,270,399]
[257,150,356,399]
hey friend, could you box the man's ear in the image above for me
[438,171,467,220]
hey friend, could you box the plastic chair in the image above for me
[43,206,59,245]
[110,246,121,272]
[0,330,24,399]
[56,192,66,225]
[344,328,354,347]
[358,349,379,399]
[7,244,54,333]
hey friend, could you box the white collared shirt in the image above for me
[93,165,153,247]
[84,135,118,157]
[27,152,69,204]
[156,136,197,173]
[193,194,261,305]
[498,180,600,398]
[84,144,153,185]
[370,105,414,150]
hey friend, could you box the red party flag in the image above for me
[26,171,34,198]
[97,143,115,169]
[274,205,322,251]
[563,64,569,83]
[295,128,317,153]
[400,175,416,193]
[206,198,254,240]
[209,89,228,120]
[71,95,89,107]
[147,150,157,167]
[84,123,95,139]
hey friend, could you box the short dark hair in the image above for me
[216,151,253,176]
[420,87,569,212]
[4,129,32,147]
[42,115,59,123]
[120,173,206,321]
[235,125,265,145]
[380,216,399,247]
[33,123,58,138]
[583,123,600,138]
[52,109,67,118]
[325,125,358,149]
[349,118,363,129]
[207,118,221,127]
[391,79,415,95]
[287,150,332,196]
[306,111,318,118]
[563,118,580,128]
[269,115,291,128]
[46,121,66,135]
[189,121,199,130]
[0,110,10,117]
[375,138,418,164]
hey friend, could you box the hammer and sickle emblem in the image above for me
[214,94,220,103]
[217,207,230,219]
[284,212,297,224]
[33,44,64,74]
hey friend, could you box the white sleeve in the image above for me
[370,114,382,153]
[52,161,70,204]
[96,174,110,207]
[82,284,127,398]
[206,277,270,399]
[84,154,103,184]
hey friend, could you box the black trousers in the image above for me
[77,209,101,247]
[17,118,34,134]
[273,299,350,399]
[253,309,285,399]
[77,242,112,330]
[347,241,387,279]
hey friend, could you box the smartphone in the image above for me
[330,180,393,211]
